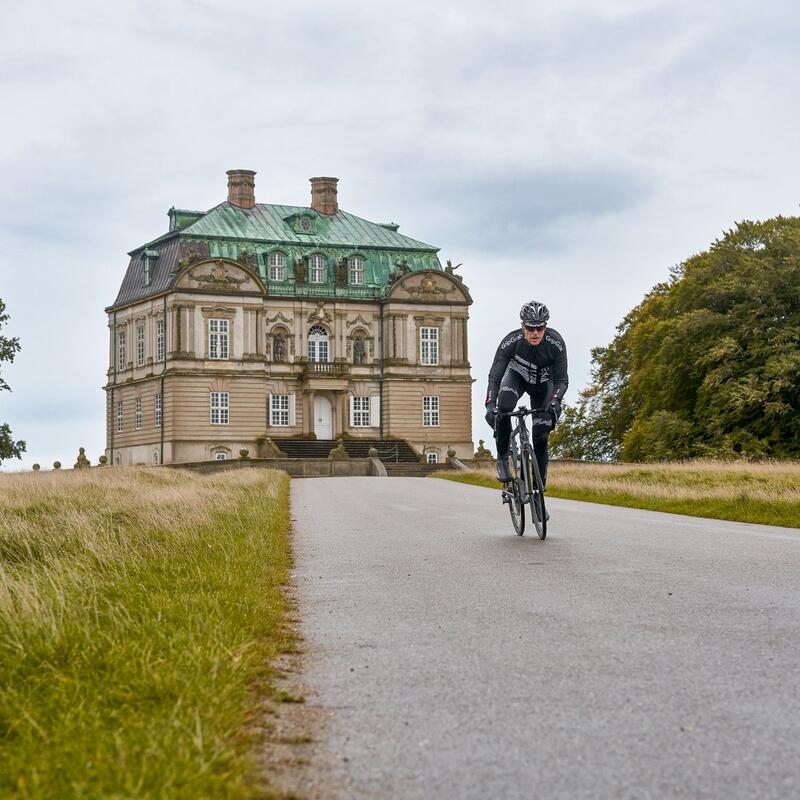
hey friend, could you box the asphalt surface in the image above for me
[289,477,800,799]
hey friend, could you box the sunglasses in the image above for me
[523,323,546,332]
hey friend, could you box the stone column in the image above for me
[307,390,315,437]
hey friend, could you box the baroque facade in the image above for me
[105,171,474,466]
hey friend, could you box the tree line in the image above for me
[551,216,800,462]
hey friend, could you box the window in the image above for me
[154,394,162,427]
[427,452,439,464]
[136,325,145,367]
[153,450,159,465]
[310,254,326,283]
[308,325,329,363]
[351,396,370,427]
[155,319,165,362]
[117,330,126,371]
[210,391,229,424]
[350,255,365,285]
[268,251,286,281]
[209,319,229,359]
[270,394,290,426]
[215,452,227,461]
[420,327,439,365]
[423,396,439,426]
[135,398,142,430]
[116,400,123,432]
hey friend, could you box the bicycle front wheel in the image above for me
[522,447,547,540]
[506,454,525,535]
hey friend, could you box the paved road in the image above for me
[289,477,800,799]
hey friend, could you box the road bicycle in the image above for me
[498,407,547,539]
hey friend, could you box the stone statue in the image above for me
[294,257,307,283]
[334,258,348,285]
[445,259,463,274]
[474,439,494,463]
[273,334,286,362]
[353,336,366,365]
[74,447,91,469]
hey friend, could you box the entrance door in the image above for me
[314,396,333,439]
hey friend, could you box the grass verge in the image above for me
[0,467,293,799]
[433,460,800,529]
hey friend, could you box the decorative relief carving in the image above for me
[308,302,333,325]
[346,314,373,331]
[265,311,293,327]
[405,271,457,300]
[189,261,247,287]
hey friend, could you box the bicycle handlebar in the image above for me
[497,405,548,418]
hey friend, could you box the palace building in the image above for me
[105,171,474,466]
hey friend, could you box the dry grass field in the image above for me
[0,467,293,799]
[435,460,800,528]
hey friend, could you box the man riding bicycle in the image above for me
[485,301,569,486]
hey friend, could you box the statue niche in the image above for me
[353,335,366,365]
[273,333,287,363]
[294,257,307,283]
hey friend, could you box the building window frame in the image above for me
[270,394,290,427]
[155,318,165,362]
[136,324,145,367]
[420,327,439,365]
[208,318,230,360]
[117,330,127,371]
[427,452,439,464]
[309,253,326,284]
[423,395,440,427]
[210,391,229,425]
[349,254,365,285]
[135,398,142,430]
[351,396,370,427]
[308,324,330,363]
[154,394,162,427]
[268,251,286,281]
[116,400,124,433]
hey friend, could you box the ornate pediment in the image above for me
[265,311,293,326]
[346,313,373,331]
[387,269,472,305]
[174,258,265,295]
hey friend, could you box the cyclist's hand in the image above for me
[484,404,497,427]
[549,398,562,421]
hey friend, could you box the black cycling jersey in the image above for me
[486,327,569,407]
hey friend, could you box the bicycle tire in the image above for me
[523,447,547,540]
[506,451,525,535]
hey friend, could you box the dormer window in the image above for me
[268,251,286,281]
[310,254,326,283]
[350,255,365,285]
[142,249,158,287]
[300,217,312,232]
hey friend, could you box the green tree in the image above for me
[0,299,25,463]
[568,217,800,460]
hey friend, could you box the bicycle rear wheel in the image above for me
[522,447,547,540]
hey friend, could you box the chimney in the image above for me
[310,176,339,215]
[226,169,256,209]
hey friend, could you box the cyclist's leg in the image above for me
[495,369,528,460]
[528,387,554,488]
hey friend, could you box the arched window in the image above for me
[268,251,286,281]
[310,254,326,283]
[350,255,365,285]
[308,325,330,363]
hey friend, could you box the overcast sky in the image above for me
[2,0,799,469]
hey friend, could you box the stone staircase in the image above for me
[269,438,420,463]
[268,438,456,477]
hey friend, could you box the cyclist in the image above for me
[484,301,569,486]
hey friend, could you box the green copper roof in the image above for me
[183,203,439,251]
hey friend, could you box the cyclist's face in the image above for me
[522,323,546,345]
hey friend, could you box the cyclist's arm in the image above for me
[485,330,520,407]
[551,341,568,403]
